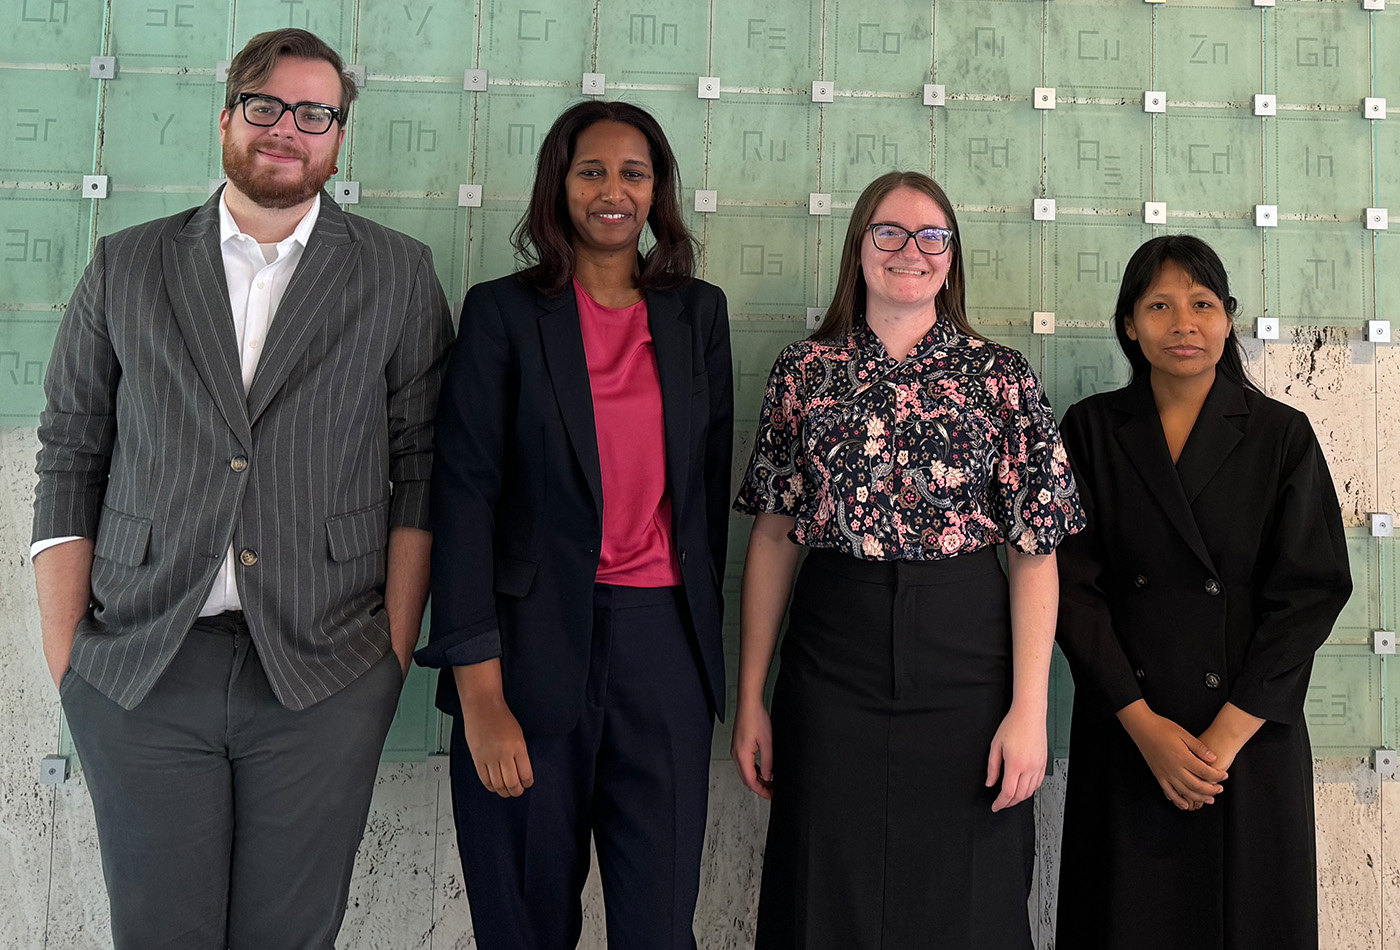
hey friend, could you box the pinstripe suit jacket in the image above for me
[33,189,453,711]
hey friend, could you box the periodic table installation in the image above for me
[2,0,1396,764]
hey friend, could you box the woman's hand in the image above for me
[1117,699,1226,810]
[454,660,533,797]
[731,696,775,799]
[461,695,534,797]
[986,701,1048,812]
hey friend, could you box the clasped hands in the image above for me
[1118,699,1258,812]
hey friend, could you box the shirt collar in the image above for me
[218,189,321,251]
[853,313,961,364]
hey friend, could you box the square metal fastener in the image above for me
[1033,87,1056,110]
[1366,208,1389,230]
[812,80,833,103]
[82,175,109,199]
[1253,94,1276,116]
[582,73,605,96]
[809,193,832,215]
[39,755,68,786]
[1144,91,1166,114]
[458,184,482,207]
[1255,205,1278,227]
[1373,631,1396,655]
[698,77,720,99]
[1372,513,1394,537]
[923,84,945,107]
[694,190,717,213]
[335,181,360,204]
[1143,201,1166,223]
[215,60,230,83]
[1033,312,1055,335]
[806,307,828,331]
[1367,321,1391,343]
[1364,97,1387,119]
[1034,198,1056,221]
[90,56,116,79]
[464,69,487,91]
[1255,317,1279,340]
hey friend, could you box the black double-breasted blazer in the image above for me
[415,273,733,735]
[1054,374,1351,950]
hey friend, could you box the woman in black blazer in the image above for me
[1055,235,1351,949]
[414,100,732,950]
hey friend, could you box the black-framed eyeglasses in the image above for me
[236,93,342,135]
[867,224,955,255]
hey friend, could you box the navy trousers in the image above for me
[451,585,714,950]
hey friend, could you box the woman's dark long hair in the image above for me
[1114,234,1261,393]
[812,170,982,343]
[512,100,695,295]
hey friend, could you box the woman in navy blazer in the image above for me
[415,100,732,950]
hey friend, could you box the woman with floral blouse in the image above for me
[730,171,1084,950]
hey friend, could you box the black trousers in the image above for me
[451,585,714,950]
[60,612,403,950]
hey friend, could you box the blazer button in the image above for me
[230,455,249,472]
[1134,668,1146,680]
[239,548,258,566]
[1134,574,1147,588]
[1204,578,1222,596]
[680,549,687,565]
[1204,671,1222,689]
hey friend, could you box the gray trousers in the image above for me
[60,612,403,950]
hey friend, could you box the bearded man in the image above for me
[31,28,452,949]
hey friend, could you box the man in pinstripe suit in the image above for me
[31,29,452,950]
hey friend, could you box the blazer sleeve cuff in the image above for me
[413,628,502,668]
[390,480,431,531]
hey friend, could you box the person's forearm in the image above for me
[34,538,95,687]
[385,526,432,672]
[1005,547,1058,715]
[454,657,507,709]
[736,514,802,707]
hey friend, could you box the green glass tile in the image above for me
[1377,232,1400,324]
[1043,326,1131,418]
[1267,223,1369,326]
[958,213,1037,319]
[618,90,707,194]
[1045,103,1149,211]
[822,98,931,198]
[931,0,1042,95]
[465,201,526,289]
[232,0,353,54]
[95,189,208,237]
[707,94,817,201]
[101,73,222,186]
[0,71,98,178]
[1046,1,1151,97]
[1270,6,1371,108]
[1165,221,1263,315]
[479,0,591,82]
[816,211,853,306]
[1387,656,1400,751]
[354,1,474,76]
[703,209,814,318]
[0,310,61,424]
[934,101,1041,212]
[1158,111,1263,213]
[978,323,1039,366]
[597,0,710,82]
[826,0,932,92]
[1156,8,1261,104]
[728,318,808,428]
[381,666,440,761]
[1273,113,1373,218]
[476,86,582,199]
[1330,529,1379,645]
[0,194,88,304]
[1376,122,1400,211]
[1047,219,1151,322]
[348,82,471,193]
[1379,14,1400,103]
[711,0,819,90]
[108,0,229,67]
[355,198,465,307]
[0,0,105,64]
[1305,646,1382,754]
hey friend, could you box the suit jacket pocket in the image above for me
[325,501,390,562]
[493,555,537,598]
[94,505,153,566]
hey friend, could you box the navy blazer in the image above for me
[416,273,733,735]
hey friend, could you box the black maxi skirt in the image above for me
[755,546,1034,950]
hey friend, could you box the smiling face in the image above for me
[1123,259,1233,384]
[219,55,345,210]
[565,120,654,258]
[859,186,953,320]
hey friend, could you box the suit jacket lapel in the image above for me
[246,192,358,425]
[1175,375,1248,504]
[1111,379,1218,574]
[165,194,252,450]
[647,288,692,517]
[538,291,604,514]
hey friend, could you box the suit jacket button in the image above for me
[1134,668,1146,680]
[230,455,249,472]
[1204,672,1222,689]
[239,548,258,566]
[1134,574,1147,588]
[1204,578,1221,596]
[680,549,687,565]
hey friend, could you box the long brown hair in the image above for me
[225,29,358,118]
[813,171,980,342]
[512,100,696,296]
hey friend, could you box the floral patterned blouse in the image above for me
[734,316,1085,560]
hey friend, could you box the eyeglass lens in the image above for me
[242,95,337,134]
[870,225,951,254]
